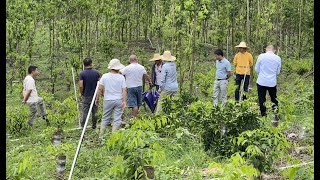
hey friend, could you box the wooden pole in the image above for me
[72,67,81,127]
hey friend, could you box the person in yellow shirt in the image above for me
[233,42,253,101]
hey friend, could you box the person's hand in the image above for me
[95,99,99,106]
[122,101,126,109]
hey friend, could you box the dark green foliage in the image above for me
[6,106,31,136]
[162,94,262,157]
[233,127,291,173]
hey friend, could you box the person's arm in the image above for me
[226,61,232,79]
[122,88,127,109]
[23,79,35,104]
[159,66,167,91]
[121,77,127,109]
[79,73,84,96]
[79,80,84,96]
[233,54,237,66]
[95,84,104,106]
[277,58,281,75]
[249,54,254,67]
[142,67,152,85]
[143,74,152,85]
[23,90,32,104]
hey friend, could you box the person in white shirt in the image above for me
[255,45,281,117]
[120,55,151,118]
[96,59,127,138]
[23,65,50,126]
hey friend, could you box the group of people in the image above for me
[22,41,281,138]
[79,50,178,138]
[213,41,281,118]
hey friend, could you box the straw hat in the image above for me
[149,53,162,61]
[160,51,176,61]
[108,59,125,70]
[235,42,248,48]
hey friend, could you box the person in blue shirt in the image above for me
[255,45,281,117]
[79,58,101,129]
[213,49,232,106]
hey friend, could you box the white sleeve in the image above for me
[120,67,126,75]
[99,75,105,86]
[26,79,35,90]
[277,58,281,75]
[122,77,127,88]
[142,66,147,74]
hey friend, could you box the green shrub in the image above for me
[6,106,31,136]
[233,127,291,173]
[105,119,166,179]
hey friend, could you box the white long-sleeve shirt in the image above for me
[255,51,281,87]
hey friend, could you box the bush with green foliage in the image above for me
[233,127,291,173]
[105,119,166,179]
[162,95,262,157]
[6,106,31,136]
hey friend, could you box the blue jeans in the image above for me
[127,86,143,107]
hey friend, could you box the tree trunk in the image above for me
[189,17,197,94]
[298,0,302,60]
[246,0,250,44]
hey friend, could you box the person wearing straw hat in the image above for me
[233,41,254,101]
[120,55,152,118]
[96,59,127,138]
[79,57,101,129]
[155,50,178,114]
[255,45,281,117]
[149,53,163,91]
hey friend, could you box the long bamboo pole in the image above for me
[68,83,99,180]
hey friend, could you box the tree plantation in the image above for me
[6,0,314,179]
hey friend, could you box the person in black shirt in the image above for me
[79,58,101,129]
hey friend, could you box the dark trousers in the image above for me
[235,74,250,101]
[257,84,278,116]
[81,96,98,128]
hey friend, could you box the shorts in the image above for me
[127,86,143,108]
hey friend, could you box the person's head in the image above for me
[239,47,247,53]
[28,65,39,76]
[129,55,137,63]
[149,53,162,65]
[83,57,92,67]
[155,59,162,65]
[108,58,125,73]
[235,42,248,53]
[214,49,224,60]
[265,45,276,53]
[160,50,176,62]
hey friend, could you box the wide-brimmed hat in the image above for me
[108,59,125,70]
[149,53,162,61]
[160,51,176,61]
[235,42,248,48]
